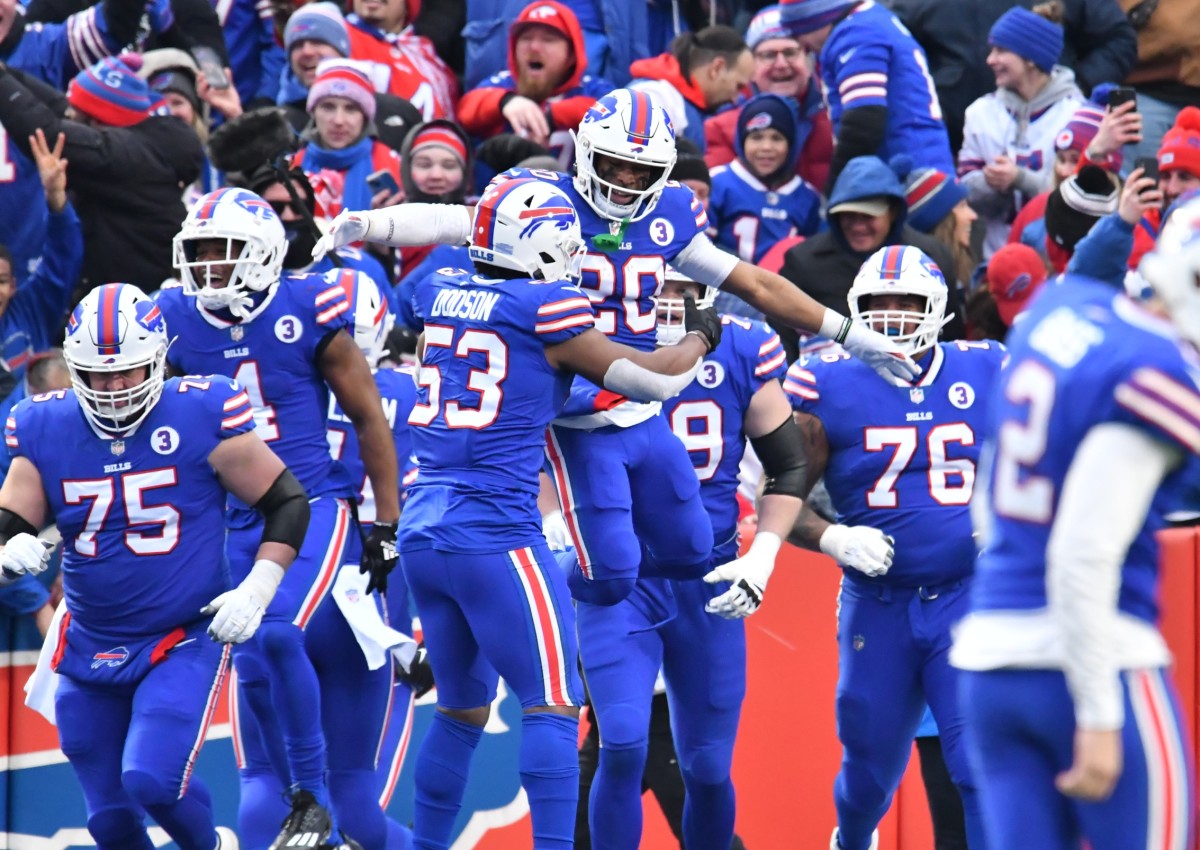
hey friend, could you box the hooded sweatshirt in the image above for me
[457,1,614,166]
[959,65,1084,257]
[628,52,711,151]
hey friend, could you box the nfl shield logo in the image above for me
[909,388,925,404]
[231,325,244,342]
[110,440,125,456]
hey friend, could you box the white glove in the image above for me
[312,210,369,261]
[201,559,284,643]
[542,510,572,551]
[819,524,894,577]
[703,531,782,619]
[821,308,920,387]
[0,533,53,579]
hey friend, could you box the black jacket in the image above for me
[0,67,203,293]
[886,0,1137,153]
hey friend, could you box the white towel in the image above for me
[332,567,417,671]
[24,601,66,725]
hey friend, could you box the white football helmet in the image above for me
[173,187,287,317]
[572,89,678,222]
[847,246,949,356]
[655,265,716,345]
[336,269,393,367]
[63,283,169,435]
[469,177,585,282]
[1138,195,1200,346]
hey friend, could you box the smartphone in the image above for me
[191,45,230,90]
[1135,155,1160,185]
[1108,86,1138,111]
[367,169,400,197]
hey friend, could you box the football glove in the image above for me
[819,524,894,577]
[703,531,782,619]
[396,643,435,699]
[841,321,921,387]
[541,510,572,551]
[202,559,283,643]
[0,533,53,580]
[362,521,399,595]
[683,293,722,353]
[312,210,368,261]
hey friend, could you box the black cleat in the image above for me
[269,790,333,850]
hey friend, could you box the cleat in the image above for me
[216,826,240,850]
[830,828,879,850]
[269,790,333,850]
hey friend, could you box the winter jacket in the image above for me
[0,67,203,293]
[959,66,1083,257]
[886,0,1136,150]
[774,155,964,359]
[346,14,458,120]
[463,0,648,89]
[628,53,711,152]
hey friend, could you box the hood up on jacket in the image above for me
[629,53,708,110]
[826,155,908,255]
[508,0,588,97]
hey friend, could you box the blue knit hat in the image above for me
[891,154,967,234]
[285,2,351,58]
[988,7,1063,74]
[68,57,154,127]
[778,0,857,36]
[736,93,799,171]
[746,5,793,49]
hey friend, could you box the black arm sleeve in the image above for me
[254,469,310,552]
[826,105,888,193]
[0,509,38,545]
[749,417,808,500]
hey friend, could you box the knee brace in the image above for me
[88,806,153,850]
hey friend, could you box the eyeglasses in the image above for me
[268,200,299,217]
[754,47,804,63]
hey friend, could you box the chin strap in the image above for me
[591,219,630,252]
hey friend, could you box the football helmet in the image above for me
[572,89,678,222]
[655,265,717,345]
[1138,195,1200,346]
[63,283,169,435]
[173,187,287,317]
[469,177,585,283]
[336,269,393,367]
[847,245,949,356]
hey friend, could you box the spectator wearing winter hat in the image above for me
[1042,162,1118,271]
[0,55,202,292]
[778,0,954,190]
[346,0,458,120]
[709,93,821,269]
[292,58,403,218]
[894,155,978,292]
[457,1,613,168]
[395,119,475,280]
[1121,106,1200,271]
[1066,164,1163,289]
[628,25,753,153]
[278,3,352,117]
[960,4,1083,259]
[964,242,1049,341]
[704,4,833,192]
[671,154,712,212]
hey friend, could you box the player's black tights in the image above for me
[916,735,968,850]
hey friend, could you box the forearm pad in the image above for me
[0,508,37,546]
[254,470,310,552]
[751,417,808,499]
[602,356,702,402]
[363,203,472,247]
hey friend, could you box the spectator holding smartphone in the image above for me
[291,58,403,218]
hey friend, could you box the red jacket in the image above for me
[346,17,458,121]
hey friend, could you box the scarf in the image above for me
[299,136,375,214]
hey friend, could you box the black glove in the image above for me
[683,293,722,353]
[396,643,435,699]
[361,521,399,595]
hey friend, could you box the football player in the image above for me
[784,246,1003,850]
[951,203,1200,849]
[0,283,306,850]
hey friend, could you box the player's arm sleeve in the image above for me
[1047,422,1181,730]
[1065,213,1134,290]
[361,203,473,248]
[672,231,740,290]
[254,468,310,551]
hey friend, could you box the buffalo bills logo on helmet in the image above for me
[518,196,576,239]
[746,112,773,132]
[584,96,615,123]
[134,299,165,334]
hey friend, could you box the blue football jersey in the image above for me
[400,267,595,553]
[5,377,255,636]
[708,162,821,265]
[664,316,788,536]
[818,1,955,175]
[973,279,1200,626]
[327,365,417,524]
[156,272,356,526]
[785,341,1005,586]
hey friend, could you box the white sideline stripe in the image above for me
[4,825,249,849]
[1,650,42,668]
[450,787,531,850]
[1,724,233,771]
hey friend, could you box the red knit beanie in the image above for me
[1158,106,1200,177]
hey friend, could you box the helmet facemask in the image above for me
[655,269,715,346]
[847,247,951,357]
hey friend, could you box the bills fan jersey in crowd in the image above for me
[785,340,1005,587]
[155,272,356,526]
[493,167,709,420]
[972,279,1200,625]
[708,160,821,264]
[328,365,417,524]
[665,316,788,536]
[5,376,255,637]
[400,267,595,553]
